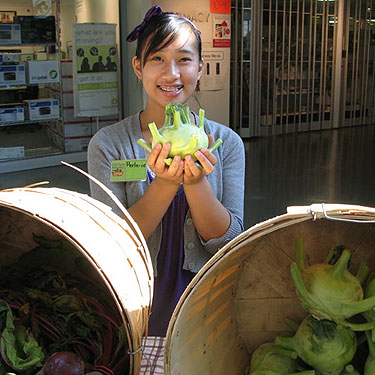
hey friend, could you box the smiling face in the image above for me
[132,25,203,117]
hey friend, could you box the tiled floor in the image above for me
[1,124,375,230]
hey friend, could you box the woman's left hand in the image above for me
[183,135,217,185]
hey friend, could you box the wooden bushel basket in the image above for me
[164,203,375,375]
[0,187,154,375]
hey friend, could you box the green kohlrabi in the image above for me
[275,315,357,375]
[362,273,375,342]
[137,103,223,165]
[247,342,315,375]
[364,330,375,375]
[290,238,375,331]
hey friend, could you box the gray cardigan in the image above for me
[87,112,245,274]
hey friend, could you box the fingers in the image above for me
[148,141,217,186]
[148,143,169,170]
[147,143,183,182]
[184,148,216,179]
[197,147,217,168]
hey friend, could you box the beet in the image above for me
[42,352,85,375]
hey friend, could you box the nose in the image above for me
[162,60,180,81]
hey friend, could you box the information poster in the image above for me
[201,50,227,91]
[73,23,118,117]
[212,15,231,48]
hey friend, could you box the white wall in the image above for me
[75,0,118,24]
[60,0,75,56]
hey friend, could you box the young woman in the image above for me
[87,6,245,340]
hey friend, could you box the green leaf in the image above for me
[0,300,44,371]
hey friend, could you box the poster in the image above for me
[201,50,227,91]
[32,0,52,16]
[73,23,118,117]
[213,15,231,48]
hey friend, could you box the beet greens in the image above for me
[0,235,129,375]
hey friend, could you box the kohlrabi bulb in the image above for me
[137,103,222,165]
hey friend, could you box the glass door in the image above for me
[231,0,338,137]
[340,0,375,126]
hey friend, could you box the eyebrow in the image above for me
[177,48,195,54]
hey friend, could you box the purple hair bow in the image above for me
[126,5,163,42]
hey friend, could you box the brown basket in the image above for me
[164,203,375,374]
[0,186,154,375]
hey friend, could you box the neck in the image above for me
[140,109,165,130]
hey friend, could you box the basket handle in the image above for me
[320,203,375,223]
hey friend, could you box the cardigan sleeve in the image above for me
[87,128,128,217]
[197,122,245,254]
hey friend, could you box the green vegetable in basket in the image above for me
[340,364,360,375]
[290,238,375,331]
[247,342,315,375]
[364,330,375,375]
[275,315,357,375]
[137,102,222,165]
[362,273,375,342]
[0,300,44,372]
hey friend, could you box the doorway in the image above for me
[231,0,375,137]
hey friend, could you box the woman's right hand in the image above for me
[147,143,184,185]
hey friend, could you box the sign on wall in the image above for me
[73,23,119,117]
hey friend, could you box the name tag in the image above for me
[110,159,147,182]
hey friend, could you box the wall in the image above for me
[75,0,119,24]
[119,0,152,117]
[60,0,75,56]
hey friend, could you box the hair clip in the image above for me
[126,5,163,42]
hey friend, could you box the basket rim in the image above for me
[0,186,154,375]
[164,202,375,372]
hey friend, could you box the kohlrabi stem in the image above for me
[208,139,223,153]
[199,108,205,129]
[274,335,296,352]
[338,297,375,327]
[290,262,318,311]
[284,316,300,332]
[356,261,371,286]
[137,139,152,153]
[148,122,166,143]
[173,111,181,130]
[339,319,375,331]
[295,237,305,270]
[271,345,298,359]
[180,105,190,123]
[330,249,351,279]
[324,245,337,264]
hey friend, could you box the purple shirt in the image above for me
[147,174,194,336]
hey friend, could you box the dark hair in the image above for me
[135,13,202,66]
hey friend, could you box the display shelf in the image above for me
[0,151,87,174]
[0,119,61,127]
[0,43,56,47]
[0,82,59,89]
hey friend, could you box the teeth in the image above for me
[159,86,182,92]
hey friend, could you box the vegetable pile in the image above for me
[246,238,375,375]
[0,235,129,375]
[137,102,223,165]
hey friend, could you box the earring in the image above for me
[195,79,200,92]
